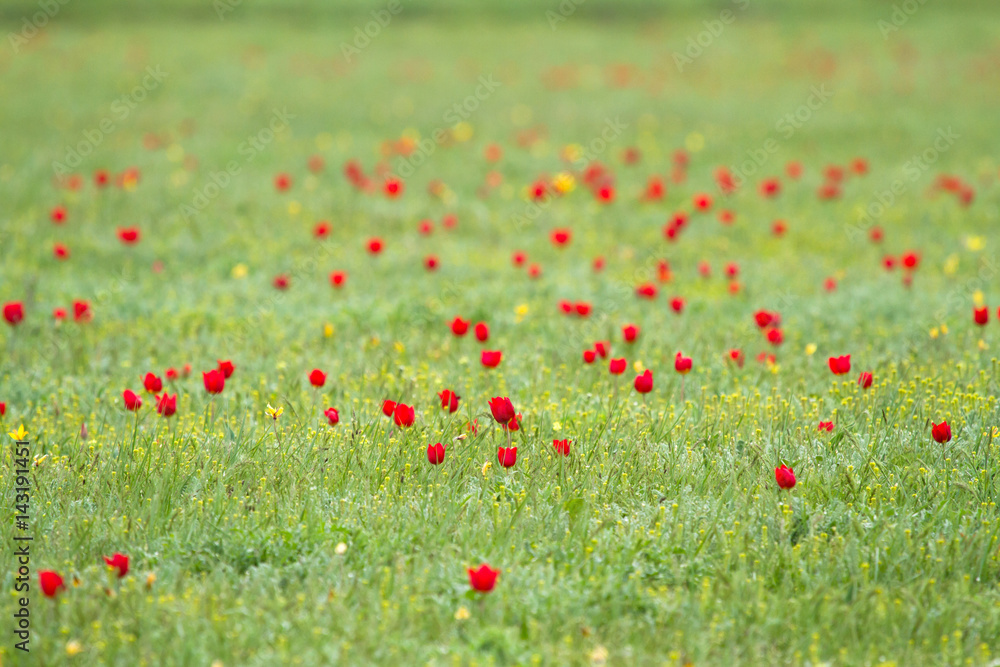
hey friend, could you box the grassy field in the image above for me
[2,3,1000,665]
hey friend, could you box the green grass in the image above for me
[1,9,1000,666]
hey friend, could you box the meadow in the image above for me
[1,2,1000,665]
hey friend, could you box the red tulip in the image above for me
[330,271,347,288]
[693,192,712,211]
[931,421,952,444]
[775,464,796,489]
[636,283,658,299]
[393,403,415,428]
[383,177,403,198]
[104,553,130,578]
[828,355,851,375]
[217,360,235,378]
[609,358,627,375]
[622,324,639,343]
[974,306,989,325]
[481,350,502,368]
[53,243,70,260]
[634,369,653,394]
[594,341,609,358]
[489,397,515,424]
[858,372,873,389]
[73,300,92,323]
[512,251,527,267]
[273,274,290,290]
[51,205,67,223]
[754,310,776,329]
[39,570,65,598]
[818,421,834,432]
[583,349,596,364]
[670,297,685,313]
[427,442,446,465]
[123,389,142,411]
[727,349,745,368]
[450,317,470,336]
[497,446,517,468]
[367,237,384,254]
[901,251,920,270]
[441,213,457,228]
[574,302,591,317]
[468,564,500,592]
[759,177,781,198]
[766,328,784,346]
[474,322,489,342]
[324,407,339,426]
[313,221,331,238]
[643,175,665,201]
[165,368,179,381]
[553,439,571,456]
[308,369,326,387]
[94,169,110,187]
[53,308,67,321]
[156,393,177,417]
[786,161,803,179]
[0,401,6,416]
[118,227,140,244]
[438,389,460,413]
[559,300,573,315]
[593,256,605,272]
[772,220,787,236]
[417,219,434,235]
[674,352,692,375]
[274,173,291,191]
[143,372,162,394]
[382,400,397,417]
[203,369,225,394]
[3,302,24,326]
[550,228,571,246]
[424,255,439,271]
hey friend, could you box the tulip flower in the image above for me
[674,352,692,375]
[118,227,140,244]
[53,243,70,260]
[727,349,745,368]
[818,421,834,432]
[38,570,65,598]
[330,271,347,288]
[468,564,500,592]
[512,251,527,267]
[450,317,469,336]
[155,393,177,418]
[583,349,596,364]
[634,369,653,394]
[489,397,515,425]
[313,221,331,238]
[382,400,397,417]
[766,328,784,346]
[438,389,460,413]
[474,322,489,342]
[273,274,290,290]
[497,446,517,468]
[622,324,639,343]
[3,302,24,326]
[143,373,162,394]
[550,228,571,246]
[609,358,627,375]
[393,403,415,428]
[931,421,952,444]
[427,442,446,465]
[324,407,340,426]
[858,372,873,389]
[574,302,591,317]
[636,283,658,299]
[274,173,291,191]
[73,300,91,323]
[828,355,851,375]
[974,306,989,325]
[670,297,685,313]
[367,237,384,254]
[481,350,502,368]
[594,341,609,358]
[308,369,326,387]
[104,553,130,578]
[217,360,235,379]
[123,390,142,411]
[553,439,571,456]
[775,464,796,489]
[203,370,225,394]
